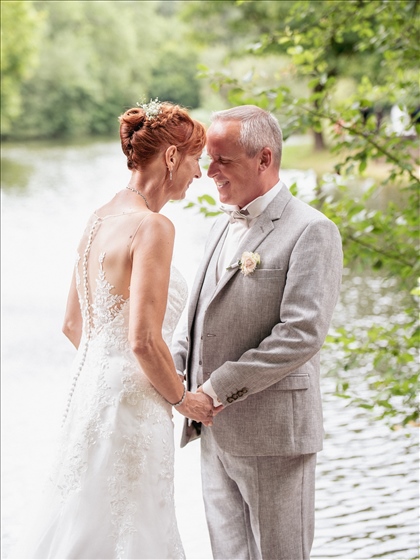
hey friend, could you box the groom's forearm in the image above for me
[209,324,321,405]
[201,379,223,407]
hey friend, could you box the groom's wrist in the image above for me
[202,379,223,407]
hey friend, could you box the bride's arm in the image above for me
[129,213,214,424]
[62,272,83,349]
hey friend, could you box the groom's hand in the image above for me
[197,387,224,418]
[176,391,216,426]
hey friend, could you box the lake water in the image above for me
[1,140,418,559]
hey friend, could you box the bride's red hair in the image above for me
[119,102,206,170]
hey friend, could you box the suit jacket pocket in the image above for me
[249,267,283,279]
[270,373,310,390]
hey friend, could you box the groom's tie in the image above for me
[220,207,252,227]
[217,208,254,281]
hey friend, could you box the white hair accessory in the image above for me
[137,97,162,120]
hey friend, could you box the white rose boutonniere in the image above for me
[238,251,261,276]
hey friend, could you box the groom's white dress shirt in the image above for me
[203,180,283,406]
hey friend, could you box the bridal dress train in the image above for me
[18,212,188,559]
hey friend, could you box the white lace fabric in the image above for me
[20,214,188,559]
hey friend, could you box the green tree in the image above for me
[1,1,43,134]
[182,0,409,150]
[13,1,161,139]
[180,0,293,49]
[187,0,420,427]
[148,43,201,109]
[2,1,203,140]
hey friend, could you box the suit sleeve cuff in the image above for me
[202,379,223,407]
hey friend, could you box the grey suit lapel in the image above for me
[213,186,293,296]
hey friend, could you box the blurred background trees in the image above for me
[2,0,418,142]
[1,0,201,139]
[1,0,419,428]
[1,1,43,135]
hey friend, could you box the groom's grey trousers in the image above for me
[201,427,317,560]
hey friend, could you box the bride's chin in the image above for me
[169,193,185,202]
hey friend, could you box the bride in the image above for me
[17,100,217,559]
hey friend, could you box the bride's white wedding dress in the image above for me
[20,213,188,559]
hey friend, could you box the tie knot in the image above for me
[221,207,251,226]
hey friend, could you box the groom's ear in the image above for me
[258,147,272,171]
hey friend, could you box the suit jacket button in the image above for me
[243,388,248,393]
[233,394,238,400]
[227,397,234,403]
[238,391,243,397]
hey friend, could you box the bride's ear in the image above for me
[165,145,178,172]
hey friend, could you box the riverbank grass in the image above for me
[282,138,394,182]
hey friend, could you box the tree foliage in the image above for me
[148,43,201,109]
[1,1,43,134]
[1,1,202,139]
[185,0,420,428]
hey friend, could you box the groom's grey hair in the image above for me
[210,105,283,167]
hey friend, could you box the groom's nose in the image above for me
[207,160,218,177]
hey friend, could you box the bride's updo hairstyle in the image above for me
[119,101,206,171]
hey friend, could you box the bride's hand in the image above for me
[176,391,216,426]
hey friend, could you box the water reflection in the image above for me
[1,140,418,559]
[1,157,33,191]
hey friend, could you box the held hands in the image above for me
[176,390,223,427]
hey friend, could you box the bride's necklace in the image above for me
[125,186,150,210]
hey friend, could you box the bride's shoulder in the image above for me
[130,213,175,255]
[139,212,175,235]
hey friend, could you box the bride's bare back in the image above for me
[76,210,149,312]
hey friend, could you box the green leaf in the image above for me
[198,194,217,206]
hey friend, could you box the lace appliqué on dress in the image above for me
[92,252,127,335]
[108,431,153,557]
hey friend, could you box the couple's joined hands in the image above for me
[176,388,223,427]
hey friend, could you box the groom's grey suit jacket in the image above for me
[172,186,343,456]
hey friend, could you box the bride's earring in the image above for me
[170,170,173,181]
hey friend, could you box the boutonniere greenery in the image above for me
[238,251,261,276]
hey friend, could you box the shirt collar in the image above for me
[220,180,283,220]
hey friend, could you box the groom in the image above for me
[172,105,343,560]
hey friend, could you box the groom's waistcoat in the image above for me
[189,229,227,389]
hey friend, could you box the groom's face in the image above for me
[206,120,262,209]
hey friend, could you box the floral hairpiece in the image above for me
[137,97,162,120]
